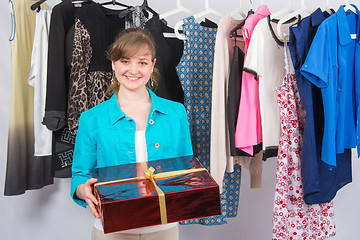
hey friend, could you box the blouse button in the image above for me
[155,143,160,148]
[149,119,154,125]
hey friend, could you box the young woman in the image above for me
[70,27,193,240]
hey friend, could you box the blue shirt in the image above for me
[289,8,352,204]
[301,5,360,167]
[71,89,193,207]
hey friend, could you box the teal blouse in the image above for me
[71,89,193,207]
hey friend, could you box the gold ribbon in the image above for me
[94,163,207,225]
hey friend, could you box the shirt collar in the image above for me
[109,88,168,125]
[310,8,326,27]
[255,4,271,17]
[147,88,168,115]
[337,4,360,46]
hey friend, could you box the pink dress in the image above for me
[272,73,336,239]
[234,5,270,155]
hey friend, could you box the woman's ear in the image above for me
[111,61,115,70]
[152,58,157,70]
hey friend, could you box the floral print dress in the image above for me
[272,47,336,240]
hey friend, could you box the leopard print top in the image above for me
[67,18,112,135]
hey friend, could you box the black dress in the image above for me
[145,15,185,104]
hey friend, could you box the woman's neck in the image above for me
[117,87,150,106]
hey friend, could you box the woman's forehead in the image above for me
[123,45,152,58]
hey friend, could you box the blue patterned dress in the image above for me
[176,16,241,226]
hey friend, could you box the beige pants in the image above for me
[91,225,179,240]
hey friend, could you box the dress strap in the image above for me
[8,0,16,42]
[283,42,291,75]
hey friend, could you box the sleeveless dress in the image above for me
[176,16,241,226]
[4,0,53,196]
[272,47,336,239]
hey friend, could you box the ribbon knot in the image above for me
[144,166,155,180]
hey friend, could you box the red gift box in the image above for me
[89,155,221,234]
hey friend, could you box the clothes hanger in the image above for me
[159,0,194,20]
[140,0,158,16]
[158,0,194,38]
[344,0,358,14]
[30,0,46,11]
[100,0,130,8]
[174,0,223,40]
[321,0,333,15]
[270,0,293,19]
[229,0,247,20]
[276,0,312,40]
[229,0,255,38]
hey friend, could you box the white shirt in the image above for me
[244,17,295,150]
[27,8,52,156]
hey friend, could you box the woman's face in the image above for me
[112,46,155,93]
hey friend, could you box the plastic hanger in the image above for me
[159,0,194,38]
[270,0,293,19]
[276,0,312,40]
[229,0,247,20]
[344,0,358,14]
[100,0,129,8]
[229,0,255,38]
[174,0,223,40]
[321,0,333,15]
[30,0,46,11]
[140,0,158,16]
[159,0,194,20]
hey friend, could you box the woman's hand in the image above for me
[76,178,100,218]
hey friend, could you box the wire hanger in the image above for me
[174,0,223,40]
[229,0,255,38]
[270,0,293,19]
[344,0,358,14]
[276,0,312,40]
[159,0,194,20]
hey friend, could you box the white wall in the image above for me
[1,1,359,239]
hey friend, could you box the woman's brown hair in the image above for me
[105,27,159,96]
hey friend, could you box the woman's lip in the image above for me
[126,76,140,80]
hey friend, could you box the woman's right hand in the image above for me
[75,178,100,218]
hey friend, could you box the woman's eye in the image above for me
[120,60,129,64]
[140,62,148,65]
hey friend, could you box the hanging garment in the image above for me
[145,15,185,104]
[177,16,241,225]
[67,3,136,134]
[228,45,264,188]
[4,0,53,196]
[210,14,250,191]
[234,5,270,155]
[241,15,298,160]
[272,52,336,239]
[28,8,52,156]
[289,8,352,205]
[43,0,88,178]
[301,5,360,167]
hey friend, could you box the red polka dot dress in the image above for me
[272,57,336,239]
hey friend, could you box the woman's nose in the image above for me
[128,62,138,74]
